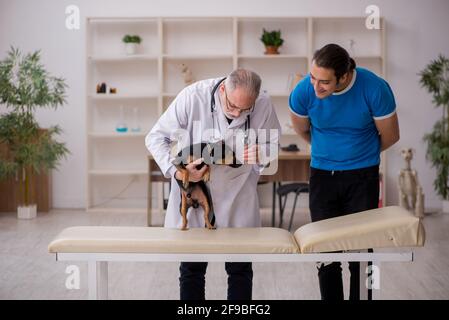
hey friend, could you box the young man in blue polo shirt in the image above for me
[289,43,399,300]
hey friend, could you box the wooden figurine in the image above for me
[180,63,195,86]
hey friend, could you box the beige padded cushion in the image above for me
[294,206,425,253]
[48,227,299,254]
[48,206,425,255]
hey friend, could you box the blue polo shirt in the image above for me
[289,67,396,171]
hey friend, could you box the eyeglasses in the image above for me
[224,87,254,115]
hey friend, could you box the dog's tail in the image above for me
[199,181,215,228]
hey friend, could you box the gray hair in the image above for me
[224,69,261,100]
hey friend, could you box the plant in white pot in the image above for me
[122,35,142,55]
[0,47,69,219]
[419,55,449,213]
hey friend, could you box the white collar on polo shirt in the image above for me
[332,68,357,96]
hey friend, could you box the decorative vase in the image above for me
[18,204,37,219]
[443,199,449,214]
[125,43,137,55]
[264,46,280,55]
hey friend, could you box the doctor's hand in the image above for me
[175,158,209,182]
[243,145,259,165]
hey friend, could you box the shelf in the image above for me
[162,92,179,97]
[89,132,146,138]
[163,58,233,94]
[163,54,233,60]
[312,16,370,21]
[238,54,307,59]
[89,94,158,100]
[353,55,383,59]
[312,18,382,56]
[89,170,147,176]
[89,18,157,24]
[266,92,291,97]
[163,19,233,56]
[239,58,308,94]
[238,17,306,22]
[89,54,158,62]
[86,16,386,213]
[238,18,309,56]
[89,18,159,57]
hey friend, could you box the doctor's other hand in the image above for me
[244,145,259,165]
[175,158,209,182]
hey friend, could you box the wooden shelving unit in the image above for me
[85,16,386,214]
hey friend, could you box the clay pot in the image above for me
[264,46,280,55]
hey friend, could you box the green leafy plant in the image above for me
[0,47,69,206]
[419,55,449,200]
[260,29,284,47]
[122,35,142,44]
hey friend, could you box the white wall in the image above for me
[1,0,449,210]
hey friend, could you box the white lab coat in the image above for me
[145,77,281,228]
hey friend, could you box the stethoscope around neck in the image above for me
[210,77,251,144]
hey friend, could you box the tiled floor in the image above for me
[0,208,448,299]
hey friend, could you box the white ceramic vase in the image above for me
[18,204,37,219]
[443,200,449,214]
[125,43,137,55]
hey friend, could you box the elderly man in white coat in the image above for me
[145,68,281,300]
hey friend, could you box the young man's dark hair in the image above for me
[313,43,356,82]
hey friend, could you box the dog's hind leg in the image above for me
[201,200,215,230]
[196,182,215,229]
[180,191,189,230]
[195,186,215,230]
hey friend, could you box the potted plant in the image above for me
[0,47,69,219]
[260,28,284,55]
[419,55,449,213]
[122,35,142,55]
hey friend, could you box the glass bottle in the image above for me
[116,105,128,133]
[131,107,141,132]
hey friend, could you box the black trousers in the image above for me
[309,165,379,300]
[179,262,253,300]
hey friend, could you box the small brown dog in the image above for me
[172,141,242,230]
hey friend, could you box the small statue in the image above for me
[288,72,304,91]
[96,82,107,94]
[398,148,425,218]
[348,39,356,55]
[180,63,195,86]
